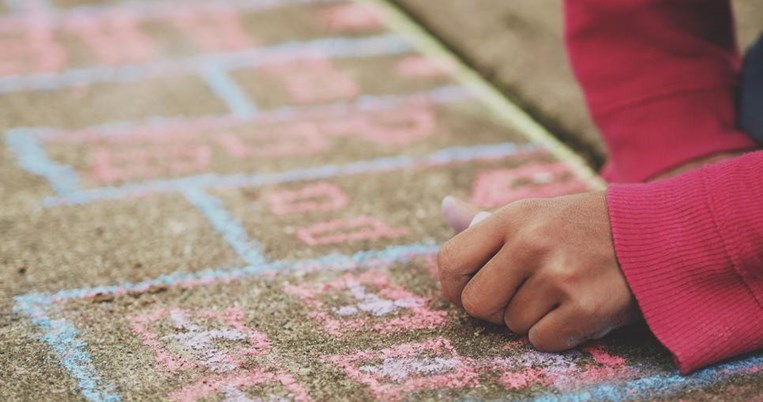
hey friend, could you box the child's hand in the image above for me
[437,192,641,351]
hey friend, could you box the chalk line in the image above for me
[183,188,268,266]
[18,242,439,304]
[0,33,413,94]
[14,299,121,402]
[201,62,258,119]
[41,142,541,206]
[5,128,81,195]
[36,85,470,143]
[0,0,338,30]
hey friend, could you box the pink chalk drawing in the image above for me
[325,338,478,401]
[315,3,385,33]
[477,341,636,391]
[261,56,360,104]
[170,5,257,53]
[129,307,271,373]
[0,19,67,76]
[296,216,409,246]
[479,349,582,391]
[215,123,329,159]
[90,144,211,184]
[66,11,158,65]
[265,182,349,215]
[283,270,446,336]
[168,369,311,402]
[470,162,589,208]
[584,343,627,368]
[321,107,438,146]
[131,307,310,401]
[395,56,455,78]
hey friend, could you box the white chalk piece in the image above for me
[469,211,492,228]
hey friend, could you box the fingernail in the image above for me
[469,211,492,228]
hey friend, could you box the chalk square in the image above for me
[325,338,479,401]
[284,269,446,336]
[0,75,228,129]
[213,154,547,262]
[24,98,483,191]
[231,53,461,111]
[0,194,244,292]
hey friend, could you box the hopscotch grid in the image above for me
[0,34,414,94]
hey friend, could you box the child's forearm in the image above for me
[564,0,755,183]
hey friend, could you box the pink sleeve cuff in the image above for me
[607,152,763,373]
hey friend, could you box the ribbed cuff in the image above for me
[596,87,755,183]
[607,159,763,373]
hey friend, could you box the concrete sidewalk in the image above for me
[2,1,762,401]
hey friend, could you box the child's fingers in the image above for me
[459,247,532,325]
[502,274,561,335]
[527,304,591,352]
[437,214,507,306]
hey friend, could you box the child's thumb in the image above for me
[441,195,490,233]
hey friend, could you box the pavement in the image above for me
[1,1,762,401]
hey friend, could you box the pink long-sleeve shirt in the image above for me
[564,0,763,373]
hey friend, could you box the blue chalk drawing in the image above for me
[5,128,81,195]
[528,353,763,402]
[15,296,120,402]
[202,62,258,119]
[34,0,337,18]
[34,84,469,141]
[183,187,268,266]
[41,141,539,206]
[3,0,55,14]
[0,34,413,94]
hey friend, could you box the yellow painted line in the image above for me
[359,0,606,189]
